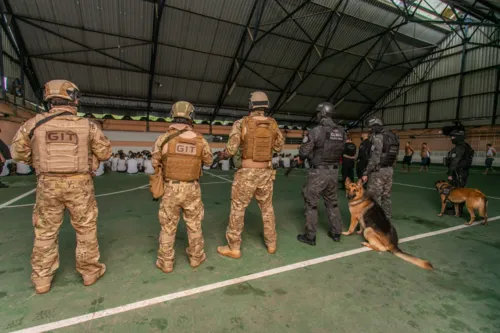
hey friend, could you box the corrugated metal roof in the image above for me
[460,94,495,119]
[462,69,497,95]
[404,103,426,123]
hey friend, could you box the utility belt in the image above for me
[310,164,338,170]
[39,172,91,178]
[242,159,270,169]
[165,179,198,184]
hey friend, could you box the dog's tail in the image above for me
[483,197,488,224]
[390,247,433,270]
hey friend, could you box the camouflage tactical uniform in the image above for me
[11,104,112,293]
[152,123,213,272]
[218,110,284,257]
[298,118,345,240]
[364,130,395,220]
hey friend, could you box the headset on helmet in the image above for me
[170,101,195,121]
[316,102,335,119]
[44,80,80,103]
[249,91,269,110]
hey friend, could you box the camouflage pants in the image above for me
[303,167,342,238]
[367,167,394,220]
[226,168,277,251]
[31,175,104,289]
[158,181,205,270]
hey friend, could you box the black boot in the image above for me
[443,203,455,216]
[328,231,341,242]
[297,234,316,246]
[0,182,8,188]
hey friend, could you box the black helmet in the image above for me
[316,102,335,119]
[449,129,465,137]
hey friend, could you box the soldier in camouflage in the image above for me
[217,91,284,259]
[151,101,213,273]
[296,102,346,246]
[10,80,112,294]
[361,116,399,220]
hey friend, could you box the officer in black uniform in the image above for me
[295,102,346,245]
[445,128,473,215]
[356,133,371,181]
[341,137,356,188]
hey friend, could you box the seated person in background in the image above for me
[144,155,155,174]
[136,154,144,172]
[93,162,105,177]
[111,153,119,171]
[272,153,279,169]
[16,161,32,175]
[117,154,127,172]
[0,159,14,177]
[282,154,291,168]
[126,154,138,174]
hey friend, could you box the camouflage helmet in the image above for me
[249,91,269,110]
[44,80,80,103]
[366,116,383,127]
[171,101,195,120]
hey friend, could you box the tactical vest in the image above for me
[379,130,400,167]
[162,131,204,181]
[31,114,92,174]
[241,116,276,162]
[451,142,474,169]
[357,140,371,163]
[310,124,345,166]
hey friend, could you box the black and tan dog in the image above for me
[342,178,433,270]
[435,180,488,225]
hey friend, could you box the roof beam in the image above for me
[268,0,345,116]
[0,0,43,103]
[211,0,312,121]
[146,0,166,132]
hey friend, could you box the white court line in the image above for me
[4,181,230,209]
[393,182,500,200]
[204,171,233,183]
[0,188,36,210]
[11,215,499,333]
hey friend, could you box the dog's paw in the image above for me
[341,231,351,236]
[356,230,363,235]
[361,242,370,247]
[437,213,443,217]
[454,214,460,218]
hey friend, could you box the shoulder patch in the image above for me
[451,153,456,158]
[371,145,375,151]
[302,136,309,143]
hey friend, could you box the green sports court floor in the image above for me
[0,165,499,333]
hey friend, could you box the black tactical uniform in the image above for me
[356,137,371,180]
[445,131,473,215]
[341,141,356,187]
[297,102,346,245]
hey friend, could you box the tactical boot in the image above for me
[34,284,51,294]
[267,246,277,254]
[328,231,341,242]
[217,246,241,259]
[297,234,316,246]
[189,253,206,268]
[0,182,8,188]
[83,265,106,286]
[156,260,174,274]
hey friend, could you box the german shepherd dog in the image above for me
[435,180,488,225]
[343,178,433,270]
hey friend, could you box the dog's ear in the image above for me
[345,177,352,186]
[356,178,363,187]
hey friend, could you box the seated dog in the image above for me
[435,180,488,225]
[343,178,433,270]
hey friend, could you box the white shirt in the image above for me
[94,162,105,176]
[127,158,138,174]
[117,159,127,172]
[144,159,155,174]
[0,159,13,176]
[220,159,230,171]
[111,157,119,171]
[487,147,496,158]
[136,157,144,167]
[283,157,291,168]
[272,157,279,165]
[16,162,32,175]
